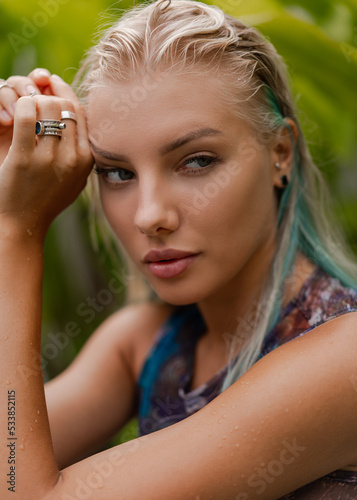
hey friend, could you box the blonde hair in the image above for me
[75,0,357,388]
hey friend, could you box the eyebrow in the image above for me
[159,128,223,155]
[89,141,129,162]
[89,128,223,162]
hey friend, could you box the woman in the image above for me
[1,0,357,498]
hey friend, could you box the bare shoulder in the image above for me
[89,300,174,379]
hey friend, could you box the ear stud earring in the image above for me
[275,162,282,171]
[280,175,289,187]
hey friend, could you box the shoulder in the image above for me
[90,300,175,380]
[297,267,357,325]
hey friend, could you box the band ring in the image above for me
[0,82,13,92]
[35,119,66,137]
[61,111,77,123]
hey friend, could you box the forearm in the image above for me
[0,229,60,497]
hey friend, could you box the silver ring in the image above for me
[0,82,13,92]
[29,90,37,97]
[42,129,63,137]
[61,111,77,123]
[35,119,66,137]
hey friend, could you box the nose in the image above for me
[134,178,179,236]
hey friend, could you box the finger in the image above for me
[6,76,41,98]
[0,81,19,118]
[11,96,37,153]
[59,101,77,155]
[34,95,62,157]
[27,68,52,93]
[49,74,78,102]
[74,101,92,162]
[0,105,14,125]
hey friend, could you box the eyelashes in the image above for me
[93,166,134,182]
[93,154,222,186]
[181,154,221,173]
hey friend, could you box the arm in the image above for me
[55,312,357,500]
[45,302,172,469]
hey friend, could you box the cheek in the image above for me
[189,165,276,258]
[99,186,135,242]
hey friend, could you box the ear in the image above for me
[271,118,298,189]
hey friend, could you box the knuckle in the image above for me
[5,75,18,85]
[65,153,78,168]
[74,102,85,117]
[61,99,75,111]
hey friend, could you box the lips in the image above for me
[143,249,199,279]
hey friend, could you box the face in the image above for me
[87,72,280,306]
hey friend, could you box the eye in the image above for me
[181,155,220,174]
[93,166,135,184]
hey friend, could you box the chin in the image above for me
[150,281,208,306]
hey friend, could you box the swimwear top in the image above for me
[137,265,357,493]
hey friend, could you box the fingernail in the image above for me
[1,109,12,121]
[26,85,38,96]
[51,74,64,82]
[38,69,51,77]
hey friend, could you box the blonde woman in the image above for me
[1,1,357,498]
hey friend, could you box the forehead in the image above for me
[86,72,250,151]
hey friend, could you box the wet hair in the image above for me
[75,0,357,387]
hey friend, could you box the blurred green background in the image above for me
[1,0,356,446]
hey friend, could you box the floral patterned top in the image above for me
[137,265,357,495]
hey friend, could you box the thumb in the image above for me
[49,74,78,102]
[28,67,52,93]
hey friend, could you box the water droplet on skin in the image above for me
[37,410,40,414]
[4,336,8,340]
[26,229,33,236]
[19,444,25,450]
[222,414,226,418]
[217,419,222,424]
[218,444,222,448]
[18,361,22,365]
[211,411,217,415]
[34,419,38,423]
[235,443,240,447]
[234,426,239,431]
[221,403,225,407]
[223,436,226,440]
[6,380,10,385]
[243,432,247,436]
[29,426,33,432]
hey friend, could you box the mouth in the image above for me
[143,249,200,279]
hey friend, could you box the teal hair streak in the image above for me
[264,87,357,334]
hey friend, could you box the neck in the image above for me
[196,250,315,353]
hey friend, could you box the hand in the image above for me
[0,73,93,242]
[0,68,63,166]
